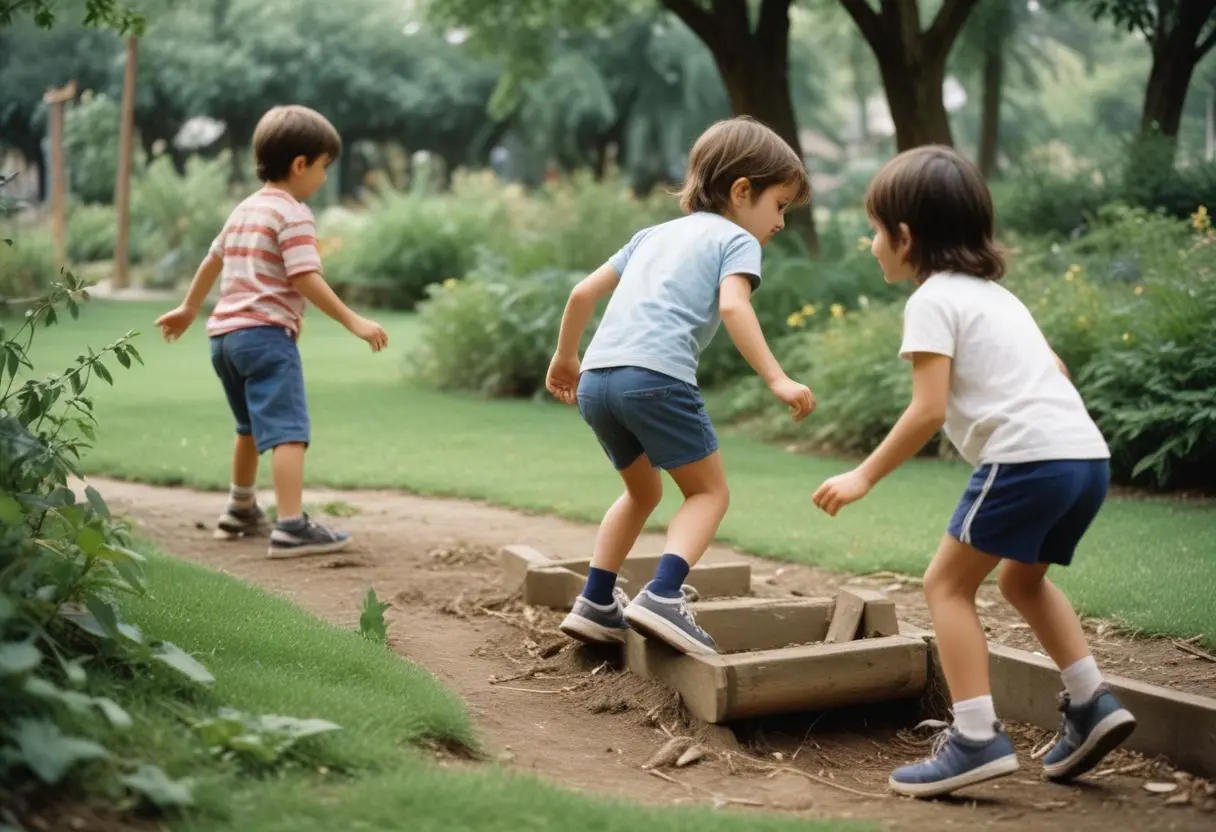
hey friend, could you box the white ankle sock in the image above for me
[229,484,256,508]
[1061,655,1103,704]
[952,695,998,741]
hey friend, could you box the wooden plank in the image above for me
[522,566,584,609]
[499,544,552,591]
[722,636,928,721]
[624,631,729,723]
[849,588,899,637]
[988,643,1216,778]
[689,597,833,653]
[824,589,866,643]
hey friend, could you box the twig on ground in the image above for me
[493,680,590,695]
[726,751,884,799]
[646,769,766,808]
[1092,761,1148,778]
[1030,736,1056,760]
[1174,640,1216,663]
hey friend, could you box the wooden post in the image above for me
[113,37,139,290]
[43,81,76,270]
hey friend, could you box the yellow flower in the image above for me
[1077,315,1088,327]
[442,278,459,290]
[786,312,805,328]
[801,303,817,316]
[1192,205,1211,233]
[1065,264,1082,283]
[1122,332,1132,343]
[830,303,845,319]
[1133,285,1143,296]
[857,236,872,251]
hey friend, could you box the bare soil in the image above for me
[91,477,1216,831]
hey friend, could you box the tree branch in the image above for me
[926,0,981,59]
[661,0,727,56]
[712,0,749,33]
[837,0,885,50]
[1190,1,1216,59]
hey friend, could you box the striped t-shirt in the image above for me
[205,187,321,337]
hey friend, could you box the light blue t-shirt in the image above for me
[581,212,762,387]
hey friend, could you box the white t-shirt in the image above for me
[899,273,1110,468]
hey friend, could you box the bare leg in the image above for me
[231,434,259,488]
[271,442,306,520]
[661,451,730,568]
[997,561,1090,671]
[923,535,1002,703]
[589,454,663,574]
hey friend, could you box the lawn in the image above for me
[27,299,1216,644]
[86,550,867,831]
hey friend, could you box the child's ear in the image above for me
[290,155,309,176]
[897,222,914,257]
[729,177,752,206]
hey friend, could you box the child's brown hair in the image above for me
[678,116,811,215]
[252,105,342,183]
[865,145,1006,281]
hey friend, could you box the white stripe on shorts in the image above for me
[960,463,1001,545]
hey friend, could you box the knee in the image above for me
[998,567,1042,607]
[628,483,663,514]
[922,564,973,604]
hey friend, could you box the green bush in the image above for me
[324,189,486,310]
[66,202,118,264]
[410,268,589,397]
[131,152,235,288]
[63,90,124,205]
[0,227,55,303]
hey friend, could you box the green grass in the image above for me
[88,551,865,831]
[26,299,1216,644]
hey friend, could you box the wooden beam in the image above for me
[824,588,867,643]
[113,37,139,290]
[43,81,76,270]
[687,597,833,653]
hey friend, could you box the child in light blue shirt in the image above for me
[545,116,816,655]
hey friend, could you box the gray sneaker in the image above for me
[268,514,351,558]
[214,503,271,540]
[624,588,717,655]
[559,587,631,645]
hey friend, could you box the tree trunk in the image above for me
[1138,0,1216,159]
[875,51,953,151]
[662,0,819,254]
[1206,83,1215,162]
[977,37,1004,180]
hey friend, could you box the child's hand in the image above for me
[769,376,816,422]
[155,305,196,342]
[812,470,873,517]
[348,315,388,352]
[546,354,581,405]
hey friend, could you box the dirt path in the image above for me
[93,477,1215,831]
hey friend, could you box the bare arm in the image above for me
[718,274,784,384]
[555,263,620,359]
[293,272,387,351]
[857,353,951,486]
[182,255,223,313]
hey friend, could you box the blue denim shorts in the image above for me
[576,367,718,471]
[948,459,1110,566]
[209,325,310,454]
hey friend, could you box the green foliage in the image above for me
[0,264,210,810]
[63,90,124,205]
[193,708,342,769]
[0,0,145,33]
[411,267,588,397]
[0,227,55,302]
[131,152,234,287]
[67,202,138,265]
[358,588,390,645]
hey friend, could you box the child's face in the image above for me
[289,153,331,199]
[868,217,915,284]
[727,179,801,246]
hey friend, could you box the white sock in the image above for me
[1061,655,1103,704]
[229,484,256,508]
[952,695,998,741]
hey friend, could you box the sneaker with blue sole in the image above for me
[889,720,1020,798]
[1042,685,1136,782]
[623,587,717,655]
[559,587,632,645]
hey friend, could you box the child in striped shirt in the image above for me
[156,105,388,558]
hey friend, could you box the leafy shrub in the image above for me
[1077,209,1216,490]
[1,269,203,812]
[131,152,235,288]
[66,202,120,264]
[410,268,589,397]
[0,226,55,302]
[324,189,486,311]
[63,91,125,205]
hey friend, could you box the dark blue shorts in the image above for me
[210,326,310,455]
[947,459,1110,566]
[576,367,718,471]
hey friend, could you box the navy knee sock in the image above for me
[581,567,618,606]
[648,553,690,598]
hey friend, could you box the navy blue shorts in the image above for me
[948,459,1110,566]
[576,367,718,471]
[210,325,310,455]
